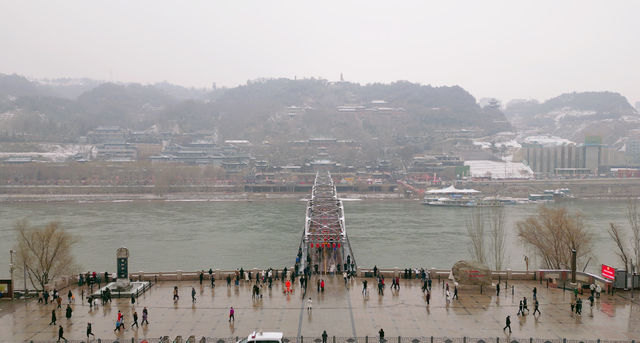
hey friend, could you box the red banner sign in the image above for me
[601,264,615,280]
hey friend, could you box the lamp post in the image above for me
[23,256,27,301]
[9,250,15,301]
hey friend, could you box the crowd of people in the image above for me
[33,264,612,341]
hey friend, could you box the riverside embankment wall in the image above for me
[1,178,638,199]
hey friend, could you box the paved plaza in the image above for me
[1,277,639,342]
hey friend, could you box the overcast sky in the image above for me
[1,1,639,104]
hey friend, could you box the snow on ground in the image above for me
[465,160,534,179]
[540,108,597,122]
[473,139,521,150]
[522,135,574,146]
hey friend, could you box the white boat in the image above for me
[423,197,501,207]
[422,186,502,207]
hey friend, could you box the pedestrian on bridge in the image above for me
[322,330,328,343]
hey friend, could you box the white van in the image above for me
[237,331,284,343]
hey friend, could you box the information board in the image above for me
[601,264,615,280]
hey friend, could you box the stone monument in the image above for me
[451,260,492,286]
[116,247,130,289]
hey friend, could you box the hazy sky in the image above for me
[1,1,639,104]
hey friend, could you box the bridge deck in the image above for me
[300,172,355,275]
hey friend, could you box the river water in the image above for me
[0,199,630,277]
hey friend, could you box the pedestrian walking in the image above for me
[589,295,594,308]
[131,293,135,307]
[445,290,450,304]
[362,280,368,295]
[576,298,582,315]
[533,287,537,299]
[453,286,458,300]
[56,296,62,309]
[116,310,124,327]
[533,299,541,316]
[503,315,512,333]
[49,309,57,325]
[192,287,197,302]
[114,319,123,332]
[322,330,328,343]
[321,279,325,292]
[496,283,500,296]
[86,322,95,339]
[44,290,50,304]
[65,304,72,320]
[317,278,321,292]
[518,300,524,315]
[173,286,179,302]
[379,328,385,342]
[229,306,235,322]
[523,297,529,313]
[67,290,72,303]
[571,299,575,313]
[307,297,313,312]
[131,311,139,328]
[426,292,431,306]
[58,325,67,342]
[200,271,204,285]
[141,307,149,325]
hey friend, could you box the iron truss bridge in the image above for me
[297,171,356,275]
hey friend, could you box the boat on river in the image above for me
[422,185,502,207]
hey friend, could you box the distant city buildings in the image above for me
[150,140,251,171]
[517,136,627,177]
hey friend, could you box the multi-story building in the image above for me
[520,137,626,177]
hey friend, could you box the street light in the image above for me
[9,250,15,301]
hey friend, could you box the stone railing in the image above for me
[44,267,613,293]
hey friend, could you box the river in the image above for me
[0,199,630,277]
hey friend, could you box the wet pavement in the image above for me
[1,277,639,341]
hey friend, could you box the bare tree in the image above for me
[627,197,640,273]
[465,208,486,264]
[517,205,593,269]
[14,220,80,291]
[608,223,630,273]
[488,205,506,270]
